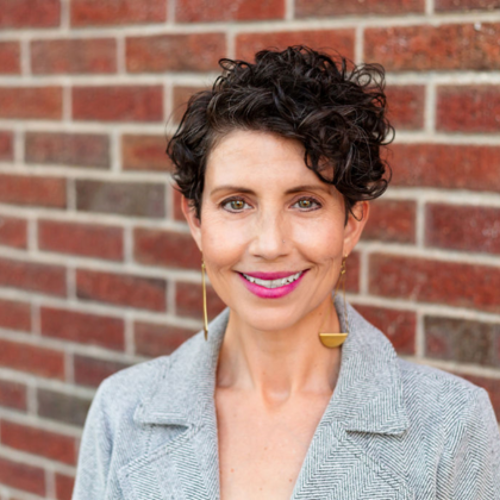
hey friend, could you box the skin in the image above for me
[182,129,369,499]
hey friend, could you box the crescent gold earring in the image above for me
[318,255,349,348]
[201,259,209,341]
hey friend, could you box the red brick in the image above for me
[0,379,27,411]
[0,0,60,28]
[369,253,500,313]
[71,0,166,26]
[172,186,185,221]
[76,268,166,311]
[0,87,62,120]
[0,457,45,495]
[31,38,116,74]
[126,34,225,73]
[39,219,123,260]
[0,298,31,331]
[134,321,196,357]
[37,389,91,427]
[0,41,20,74]
[426,204,500,255]
[176,0,284,22]
[122,134,172,171]
[134,228,201,269]
[436,0,500,11]
[0,420,77,465]
[55,473,74,500]
[176,281,226,320]
[0,339,65,379]
[76,179,165,218]
[0,257,66,296]
[72,86,163,122]
[0,174,66,208]
[389,144,500,192]
[0,130,13,160]
[385,85,425,131]
[354,304,416,355]
[365,24,500,71]
[437,85,500,133]
[26,131,110,169]
[0,215,27,249]
[41,306,125,351]
[362,199,416,243]
[296,0,423,17]
[74,354,130,387]
[172,86,209,124]
[236,30,355,63]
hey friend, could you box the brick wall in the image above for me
[0,0,499,498]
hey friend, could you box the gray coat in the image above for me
[72,296,500,499]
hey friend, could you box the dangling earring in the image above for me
[318,255,349,348]
[201,259,209,341]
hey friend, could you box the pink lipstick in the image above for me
[237,269,308,299]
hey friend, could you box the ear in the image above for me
[343,200,370,257]
[181,195,203,252]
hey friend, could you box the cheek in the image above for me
[293,219,344,263]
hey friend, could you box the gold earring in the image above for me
[201,259,209,341]
[318,255,349,348]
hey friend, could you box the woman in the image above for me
[72,46,500,499]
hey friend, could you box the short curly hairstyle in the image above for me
[167,45,394,224]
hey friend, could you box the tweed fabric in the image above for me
[72,295,500,499]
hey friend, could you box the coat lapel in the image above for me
[118,295,414,499]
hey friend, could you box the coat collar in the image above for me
[134,294,409,435]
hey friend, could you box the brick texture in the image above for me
[55,473,75,500]
[122,134,172,171]
[0,174,66,207]
[0,0,60,28]
[0,130,13,161]
[0,298,31,331]
[0,379,27,411]
[0,215,27,249]
[296,0,424,17]
[0,87,62,120]
[385,85,425,130]
[0,41,20,74]
[176,281,227,319]
[73,354,130,387]
[134,321,196,357]
[0,457,45,495]
[37,389,91,426]
[435,0,500,11]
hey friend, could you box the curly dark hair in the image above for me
[167,45,394,224]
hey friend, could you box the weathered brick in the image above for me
[172,86,209,124]
[0,297,31,331]
[31,38,116,74]
[425,315,500,367]
[436,0,500,11]
[134,321,196,357]
[0,0,60,28]
[0,256,66,296]
[76,268,167,311]
[369,253,500,313]
[0,174,66,208]
[126,34,225,73]
[426,204,500,255]
[25,131,110,168]
[71,0,166,26]
[172,186,185,221]
[76,179,165,218]
[55,473,74,500]
[354,304,416,355]
[74,354,130,387]
[0,379,27,411]
[0,420,77,465]
[122,134,172,171]
[0,339,65,379]
[385,85,425,131]
[361,199,416,243]
[176,281,226,320]
[344,251,360,292]
[296,0,423,17]
[0,215,27,249]
[39,219,123,260]
[452,373,500,420]
[0,87,62,120]
[389,144,500,192]
[41,306,125,351]
[72,86,163,122]
[365,23,500,71]
[236,30,355,63]
[37,388,91,426]
[0,130,13,160]
[0,41,20,74]
[437,85,500,133]
[0,457,45,495]
[176,0,284,22]
[134,228,201,269]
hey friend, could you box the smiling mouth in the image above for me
[240,271,304,288]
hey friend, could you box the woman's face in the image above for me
[182,129,369,332]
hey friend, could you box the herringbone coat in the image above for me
[72,296,500,499]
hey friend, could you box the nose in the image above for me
[248,207,289,260]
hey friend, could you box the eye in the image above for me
[221,197,251,212]
[294,197,321,210]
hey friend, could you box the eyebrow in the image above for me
[210,184,331,196]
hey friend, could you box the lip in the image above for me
[239,270,306,280]
[237,269,309,299]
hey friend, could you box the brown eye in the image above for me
[298,199,312,208]
[230,200,245,210]
[294,197,321,210]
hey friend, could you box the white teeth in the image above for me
[242,271,303,288]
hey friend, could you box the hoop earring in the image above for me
[201,259,209,341]
[318,255,349,348]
